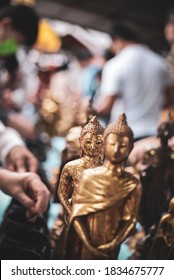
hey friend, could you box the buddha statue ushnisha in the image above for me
[58,116,105,224]
[62,113,141,259]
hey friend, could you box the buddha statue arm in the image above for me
[98,219,136,253]
[73,217,109,259]
[157,215,174,246]
[157,215,168,237]
[58,165,73,217]
[98,183,142,252]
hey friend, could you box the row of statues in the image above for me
[53,113,174,259]
[55,114,141,259]
[150,197,174,259]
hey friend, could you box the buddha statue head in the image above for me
[157,111,174,147]
[80,116,105,158]
[65,126,82,159]
[103,113,134,164]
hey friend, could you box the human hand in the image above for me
[0,171,50,219]
[6,146,38,172]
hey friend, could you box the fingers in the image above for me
[6,163,15,171]
[6,146,38,172]
[27,156,39,173]
[14,191,35,210]
[34,187,50,214]
[14,157,27,172]
[26,189,49,219]
[14,155,38,173]
[24,173,50,217]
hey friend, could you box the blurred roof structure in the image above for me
[1,0,174,52]
[35,0,174,52]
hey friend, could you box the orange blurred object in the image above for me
[11,0,35,6]
[34,19,62,53]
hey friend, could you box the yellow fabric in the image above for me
[70,166,139,222]
[34,19,62,53]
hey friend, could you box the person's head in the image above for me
[74,48,93,68]
[109,21,141,54]
[0,84,13,109]
[103,113,134,164]
[0,4,39,56]
[80,116,104,158]
[164,8,174,46]
[4,53,18,74]
[103,48,115,61]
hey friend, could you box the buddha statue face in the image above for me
[157,122,174,147]
[79,116,104,158]
[80,132,103,158]
[104,133,131,164]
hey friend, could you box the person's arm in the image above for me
[58,165,73,218]
[6,145,38,172]
[0,168,50,219]
[7,113,36,140]
[95,59,121,118]
[0,121,38,172]
[128,137,160,172]
[96,95,117,117]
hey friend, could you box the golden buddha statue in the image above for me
[61,113,141,259]
[58,116,105,224]
[157,197,174,247]
[139,112,174,233]
[148,197,174,259]
[54,126,82,202]
[50,126,82,248]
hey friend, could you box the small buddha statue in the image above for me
[54,126,82,203]
[58,116,105,224]
[139,112,174,233]
[50,126,82,247]
[62,113,141,260]
[56,96,99,201]
[157,197,174,247]
[148,197,174,259]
